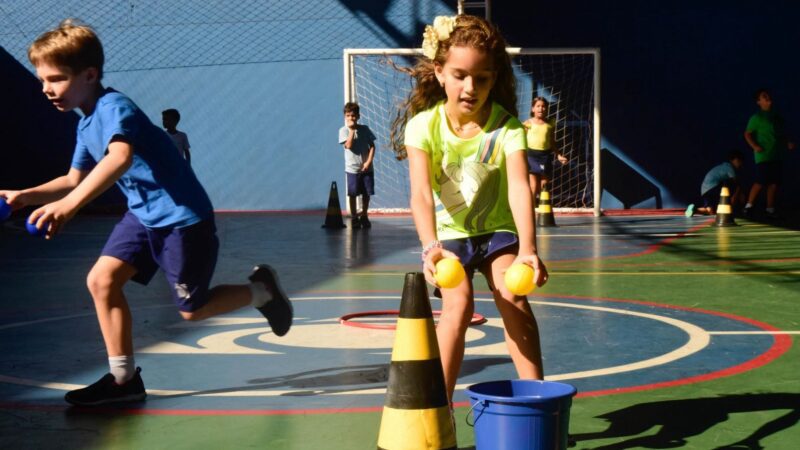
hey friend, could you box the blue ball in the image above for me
[26,217,49,237]
[0,198,11,222]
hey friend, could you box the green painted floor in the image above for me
[1,212,798,449]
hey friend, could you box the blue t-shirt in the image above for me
[701,161,737,195]
[72,88,213,228]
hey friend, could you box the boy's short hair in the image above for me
[343,102,360,115]
[728,149,745,162]
[162,109,181,122]
[28,19,104,79]
[753,88,770,101]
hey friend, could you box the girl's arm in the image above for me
[408,145,457,285]
[506,149,548,286]
[29,138,133,238]
[552,127,567,164]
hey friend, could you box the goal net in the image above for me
[344,48,600,215]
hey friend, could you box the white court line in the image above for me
[708,331,800,335]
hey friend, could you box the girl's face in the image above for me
[435,46,497,117]
[532,100,547,119]
[35,62,97,113]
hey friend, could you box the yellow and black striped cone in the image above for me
[537,187,557,227]
[321,181,346,229]
[376,273,457,450]
[714,186,737,227]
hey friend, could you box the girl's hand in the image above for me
[28,198,79,239]
[513,253,549,288]
[753,145,763,153]
[422,246,460,287]
[557,154,568,165]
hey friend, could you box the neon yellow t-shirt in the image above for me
[404,101,527,240]
[526,119,554,151]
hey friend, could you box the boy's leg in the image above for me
[86,256,138,360]
[766,183,777,210]
[485,252,544,380]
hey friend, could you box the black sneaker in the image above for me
[65,367,146,406]
[249,264,293,336]
[743,207,753,219]
[765,210,782,220]
[360,216,371,228]
[351,217,362,229]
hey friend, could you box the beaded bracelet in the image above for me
[420,240,442,261]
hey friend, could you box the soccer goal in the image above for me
[343,47,601,216]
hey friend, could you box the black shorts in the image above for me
[346,171,375,196]
[754,161,782,185]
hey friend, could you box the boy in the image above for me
[162,108,191,164]
[338,102,376,228]
[686,150,745,216]
[742,89,795,219]
[0,20,293,406]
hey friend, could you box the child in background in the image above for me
[523,97,568,203]
[162,108,191,164]
[686,149,744,216]
[0,19,293,406]
[391,14,549,404]
[338,102,376,228]
[743,89,795,219]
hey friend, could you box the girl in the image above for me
[523,97,568,204]
[390,15,549,402]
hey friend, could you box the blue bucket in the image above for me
[465,380,577,450]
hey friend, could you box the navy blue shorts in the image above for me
[432,231,519,298]
[526,150,553,175]
[754,161,782,186]
[101,212,219,312]
[346,171,375,197]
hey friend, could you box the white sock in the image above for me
[745,203,753,209]
[249,282,273,308]
[109,355,136,384]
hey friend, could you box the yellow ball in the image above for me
[434,258,466,289]
[505,263,535,296]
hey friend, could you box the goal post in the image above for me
[343,47,601,216]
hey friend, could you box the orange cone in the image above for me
[376,273,457,450]
[714,186,737,227]
[321,181,346,229]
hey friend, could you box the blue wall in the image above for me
[3,0,799,210]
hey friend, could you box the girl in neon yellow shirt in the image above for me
[523,97,568,204]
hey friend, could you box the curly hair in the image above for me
[390,15,516,158]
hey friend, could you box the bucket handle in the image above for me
[465,399,487,427]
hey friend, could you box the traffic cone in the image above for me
[537,186,557,227]
[321,181,346,229]
[376,273,457,450]
[713,185,737,227]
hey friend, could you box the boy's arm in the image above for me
[362,142,375,171]
[30,138,133,238]
[343,127,356,149]
[744,131,762,152]
[3,169,87,209]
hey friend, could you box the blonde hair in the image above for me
[28,19,104,79]
[390,15,517,157]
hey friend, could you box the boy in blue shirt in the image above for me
[0,20,293,406]
[686,150,744,216]
[338,102,376,228]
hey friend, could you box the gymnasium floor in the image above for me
[1,211,798,449]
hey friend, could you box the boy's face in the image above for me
[344,111,359,127]
[162,115,178,129]
[732,158,743,169]
[757,93,772,111]
[35,62,98,112]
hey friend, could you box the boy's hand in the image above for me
[788,142,796,151]
[753,145,763,153]
[513,253,549,288]
[29,198,79,239]
[0,190,27,210]
[360,162,371,172]
[345,118,357,129]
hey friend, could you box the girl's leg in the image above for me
[437,278,474,401]
[86,256,138,357]
[747,183,762,206]
[529,173,541,205]
[483,253,544,379]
